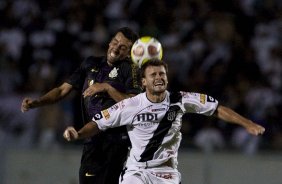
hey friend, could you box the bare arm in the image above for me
[63,121,101,141]
[21,82,73,112]
[83,83,135,102]
[214,105,265,136]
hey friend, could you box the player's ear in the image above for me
[142,78,146,87]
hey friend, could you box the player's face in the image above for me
[142,65,168,95]
[107,32,132,65]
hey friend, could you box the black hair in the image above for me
[140,59,168,78]
[114,27,139,44]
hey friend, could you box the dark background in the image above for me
[0,0,281,154]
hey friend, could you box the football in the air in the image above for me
[131,36,163,68]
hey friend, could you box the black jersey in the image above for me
[67,56,141,121]
[67,56,141,184]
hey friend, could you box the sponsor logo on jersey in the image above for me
[152,108,165,112]
[137,122,159,127]
[207,96,215,102]
[91,68,98,72]
[200,94,206,104]
[102,109,110,120]
[85,172,95,177]
[109,67,119,78]
[136,113,158,122]
[119,101,126,109]
[109,104,119,112]
[93,112,103,120]
[188,92,198,96]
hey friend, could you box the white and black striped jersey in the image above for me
[93,91,218,169]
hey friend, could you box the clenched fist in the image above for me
[63,126,79,141]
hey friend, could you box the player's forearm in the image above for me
[215,105,253,128]
[77,121,101,139]
[31,89,63,107]
[105,83,135,102]
[32,83,72,108]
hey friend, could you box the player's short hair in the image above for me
[140,59,168,78]
[114,27,139,44]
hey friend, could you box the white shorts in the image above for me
[120,166,181,184]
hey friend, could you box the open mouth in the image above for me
[110,51,117,58]
[154,82,164,87]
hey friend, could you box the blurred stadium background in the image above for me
[0,0,281,183]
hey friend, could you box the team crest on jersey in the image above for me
[167,111,176,121]
[109,67,119,78]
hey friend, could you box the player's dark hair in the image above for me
[115,27,139,44]
[140,59,168,78]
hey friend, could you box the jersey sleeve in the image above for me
[180,91,218,116]
[66,58,88,90]
[66,56,101,90]
[92,97,135,131]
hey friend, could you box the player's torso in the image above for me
[82,60,127,93]
[82,58,129,118]
[127,92,183,164]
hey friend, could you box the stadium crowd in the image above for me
[0,0,281,154]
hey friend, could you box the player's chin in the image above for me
[107,53,117,62]
[108,56,124,64]
[153,86,166,93]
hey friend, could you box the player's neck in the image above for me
[107,60,113,66]
[146,92,166,103]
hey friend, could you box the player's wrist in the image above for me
[30,99,42,109]
[103,83,111,92]
[77,132,83,140]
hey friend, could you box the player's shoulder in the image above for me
[169,91,200,102]
[179,91,199,98]
[119,93,143,108]
[83,56,105,67]
[109,93,142,114]
[128,93,143,103]
[168,91,183,103]
[179,91,218,104]
[118,59,137,69]
[177,91,203,101]
[116,59,139,78]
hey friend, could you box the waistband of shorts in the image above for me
[128,158,174,169]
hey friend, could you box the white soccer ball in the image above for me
[131,36,163,68]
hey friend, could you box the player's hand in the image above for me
[21,98,34,113]
[83,83,108,98]
[245,122,265,136]
[63,126,79,141]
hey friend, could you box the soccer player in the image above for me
[63,59,265,184]
[21,27,141,184]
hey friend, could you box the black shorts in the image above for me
[79,128,130,184]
